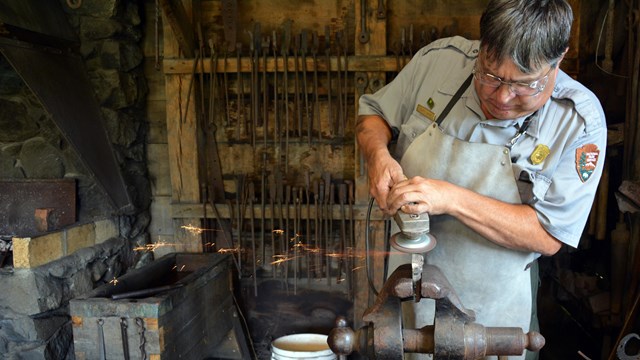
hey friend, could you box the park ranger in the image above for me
[356,0,607,359]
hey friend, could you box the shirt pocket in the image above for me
[397,110,434,156]
[517,170,552,204]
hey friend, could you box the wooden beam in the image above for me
[158,0,195,58]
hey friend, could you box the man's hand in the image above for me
[356,114,406,212]
[366,150,405,212]
[385,176,451,215]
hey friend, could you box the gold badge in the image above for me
[416,104,436,121]
[530,144,550,165]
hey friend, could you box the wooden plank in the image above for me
[165,75,201,202]
[171,202,385,221]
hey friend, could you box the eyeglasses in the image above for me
[472,61,554,96]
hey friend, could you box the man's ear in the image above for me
[558,47,569,65]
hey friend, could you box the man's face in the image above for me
[473,54,559,120]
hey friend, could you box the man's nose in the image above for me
[494,83,518,102]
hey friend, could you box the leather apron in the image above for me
[392,77,536,360]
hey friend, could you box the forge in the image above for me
[69,253,251,360]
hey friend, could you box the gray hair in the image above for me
[480,0,573,73]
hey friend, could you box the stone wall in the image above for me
[0,0,152,358]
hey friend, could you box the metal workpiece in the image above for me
[328,264,545,359]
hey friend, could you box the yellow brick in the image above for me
[13,233,64,268]
[66,223,96,255]
[12,237,31,268]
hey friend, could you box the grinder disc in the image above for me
[390,232,437,254]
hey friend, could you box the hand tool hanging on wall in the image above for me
[247,30,255,148]
[311,31,321,142]
[293,34,302,138]
[400,28,406,69]
[249,23,261,150]
[328,181,336,284]
[305,170,312,284]
[223,46,231,127]
[300,29,312,146]
[248,181,257,296]
[376,0,386,19]
[318,180,326,278]
[293,186,300,294]
[341,30,349,138]
[324,26,334,139]
[345,179,355,300]
[276,172,285,262]
[272,30,281,170]
[235,175,245,271]
[322,172,332,286]
[407,24,414,59]
[269,174,277,277]
[281,21,292,173]
[338,182,347,286]
[221,0,237,55]
[313,179,321,278]
[284,184,291,292]
[335,31,344,138]
[359,0,370,43]
[260,35,270,269]
[236,42,244,140]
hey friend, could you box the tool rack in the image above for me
[157,0,581,329]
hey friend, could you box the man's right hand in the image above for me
[356,114,405,213]
[366,150,405,213]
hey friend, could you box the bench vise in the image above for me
[328,264,544,359]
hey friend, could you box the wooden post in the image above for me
[163,0,203,252]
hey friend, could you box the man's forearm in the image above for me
[356,115,393,162]
[445,182,562,256]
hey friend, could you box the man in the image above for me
[357,0,606,358]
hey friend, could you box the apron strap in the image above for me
[505,112,536,150]
[435,73,473,125]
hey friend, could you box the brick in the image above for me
[13,233,64,269]
[66,223,96,255]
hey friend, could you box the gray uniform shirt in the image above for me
[359,36,607,248]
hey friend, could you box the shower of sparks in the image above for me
[271,254,294,266]
[181,224,220,235]
[170,265,187,272]
[109,277,119,286]
[218,247,240,254]
[133,241,173,252]
[272,229,285,235]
